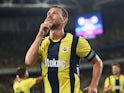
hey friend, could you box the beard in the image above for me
[113,71,120,76]
[51,23,61,30]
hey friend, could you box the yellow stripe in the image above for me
[41,37,52,93]
[58,34,73,93]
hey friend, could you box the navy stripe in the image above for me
[116,79,120,93]
[48,68,59,93]
[70,36,80,93]
[48,42,60,93]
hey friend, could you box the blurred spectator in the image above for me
[103,63,124,93]
[13,67,42,93]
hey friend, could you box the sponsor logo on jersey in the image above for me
[114,85,122,90]
[44,58,65,68]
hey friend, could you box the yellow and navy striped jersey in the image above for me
[13,78,36,93]
[38,33,95,93]
[104,75,124,93]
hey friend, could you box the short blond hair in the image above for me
[50,6,68,18]
[112,63,120,68]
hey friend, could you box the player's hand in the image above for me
[108,85,113,90]
[121,90,124,93]
[83,86,97,93]
[38,22,52,37]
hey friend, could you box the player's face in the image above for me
[44,8,66,28]
[112,65,120,75]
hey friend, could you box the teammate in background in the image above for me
[13,67,42,93]
[25,6,103,93]
[103,63,124,93]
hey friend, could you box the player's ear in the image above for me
[63,17,68,24]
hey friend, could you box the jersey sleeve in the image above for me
[38,40,44,58]
[26,78,36,88]
[38,45,43,58]
[104,77,110,88]
[76,37,95,61]
[38,37,50,58]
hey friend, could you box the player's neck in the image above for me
[19,76,27,80]
[50,29,64,40]
[114,73,120,79]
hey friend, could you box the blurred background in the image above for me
[0,0,124,93]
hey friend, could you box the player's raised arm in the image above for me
[35,76,43,84]
[25,22,52,66]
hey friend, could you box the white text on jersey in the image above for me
[44,58,65,68]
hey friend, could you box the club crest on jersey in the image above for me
[62,46,68,52]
